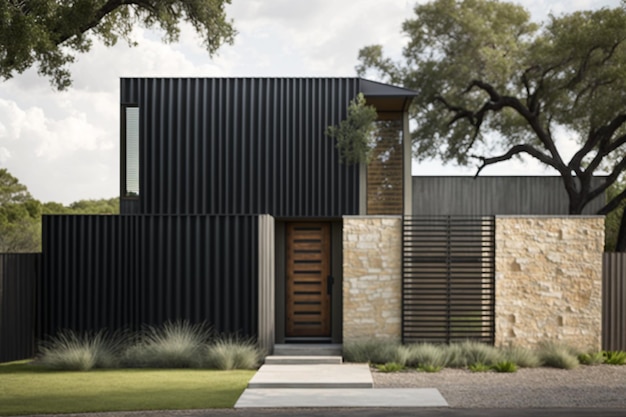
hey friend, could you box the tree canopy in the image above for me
[0,0,235,89]
[358,0,626,249]
[0,168,119,252]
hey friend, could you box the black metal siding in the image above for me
[120,78,361,216]
[40,215,258,339]
[0,253,40,362]
[412,176,606,215]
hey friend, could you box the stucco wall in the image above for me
[495,216,604,350]
[342,216,402,342]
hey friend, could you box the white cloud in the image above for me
[0,0,621,203]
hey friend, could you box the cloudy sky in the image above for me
[0,0,621,204]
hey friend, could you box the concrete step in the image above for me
[247,364,373,389]
[273,343,342,356]
[264,355,342,365]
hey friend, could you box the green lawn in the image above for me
[0,361,254,416]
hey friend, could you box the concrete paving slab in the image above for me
[247,364,373,389]
[264,355,342,365]
[234,388,449,408]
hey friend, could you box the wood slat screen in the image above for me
[402,216,496,344]
[367,119,403,215]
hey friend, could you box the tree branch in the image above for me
[472,144,557,177]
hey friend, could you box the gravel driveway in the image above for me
[373,364,626,408]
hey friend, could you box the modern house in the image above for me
[39,77,605,354]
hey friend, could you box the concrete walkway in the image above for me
[234,363,448,408]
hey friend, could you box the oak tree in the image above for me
[0,0,235,89]
[358,0,626,250]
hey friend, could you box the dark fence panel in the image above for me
[120,77,361,217]
[0,253,40,362]
[412,176,606,215]
[402,216,496,344]
[603,253,626,351]
[41,215,258,340]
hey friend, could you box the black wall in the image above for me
[0,253,40,362]
[120,77,362,216]
[40,215,259,339]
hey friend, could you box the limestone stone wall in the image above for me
[342,216,402,343]
[495,216,604,350]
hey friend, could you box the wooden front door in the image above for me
[286,222,331,337]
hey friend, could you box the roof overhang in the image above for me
[360,78,417,114]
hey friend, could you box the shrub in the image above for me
[538,342,579,369]
[578,351,606,366]
[123,320,210,368]
[376,362,405,372]
[399,343,449,369]
[603,350,626,365]
[468,362,491,372]
[204,336,264,370]
[502,345,541,368]
[492,361,518,373]
[443,343,466,368]
[342,339,401,364]
[37,329,126,371]
[450,341,503,367]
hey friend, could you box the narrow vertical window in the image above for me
[125,107,139,197]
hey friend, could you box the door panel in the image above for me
[286,222,331,337]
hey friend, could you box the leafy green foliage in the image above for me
[492,361,518,373]
[204,336,264,370]
[0,169,41,252]
[578,351,606,366]
[603,350,626,365]
[376,362,405,372]
[123,321,211,368]
[0,0,236,89]
[0,168,119,253]
[358,0,626,246]
[468,362,491,372]
[325,93,378,164]
[417,364,442,373]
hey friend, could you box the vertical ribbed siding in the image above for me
[603,253,626,350]
[0,253,40,362]
[120,78,361,216]
[412,177,606,215]
[40,215,259,339]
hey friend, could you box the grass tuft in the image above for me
[376,362,405,372]
[204,336,264,370]
[342,339,401,364]
[399,343,449,369]
[450,340,503,367]
[492,361,518,373]
[502,345,541,368]
[123,320,211,368]
[37,329,126,371]
[538,342,579,369]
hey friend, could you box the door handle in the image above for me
[327,275,334,295]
